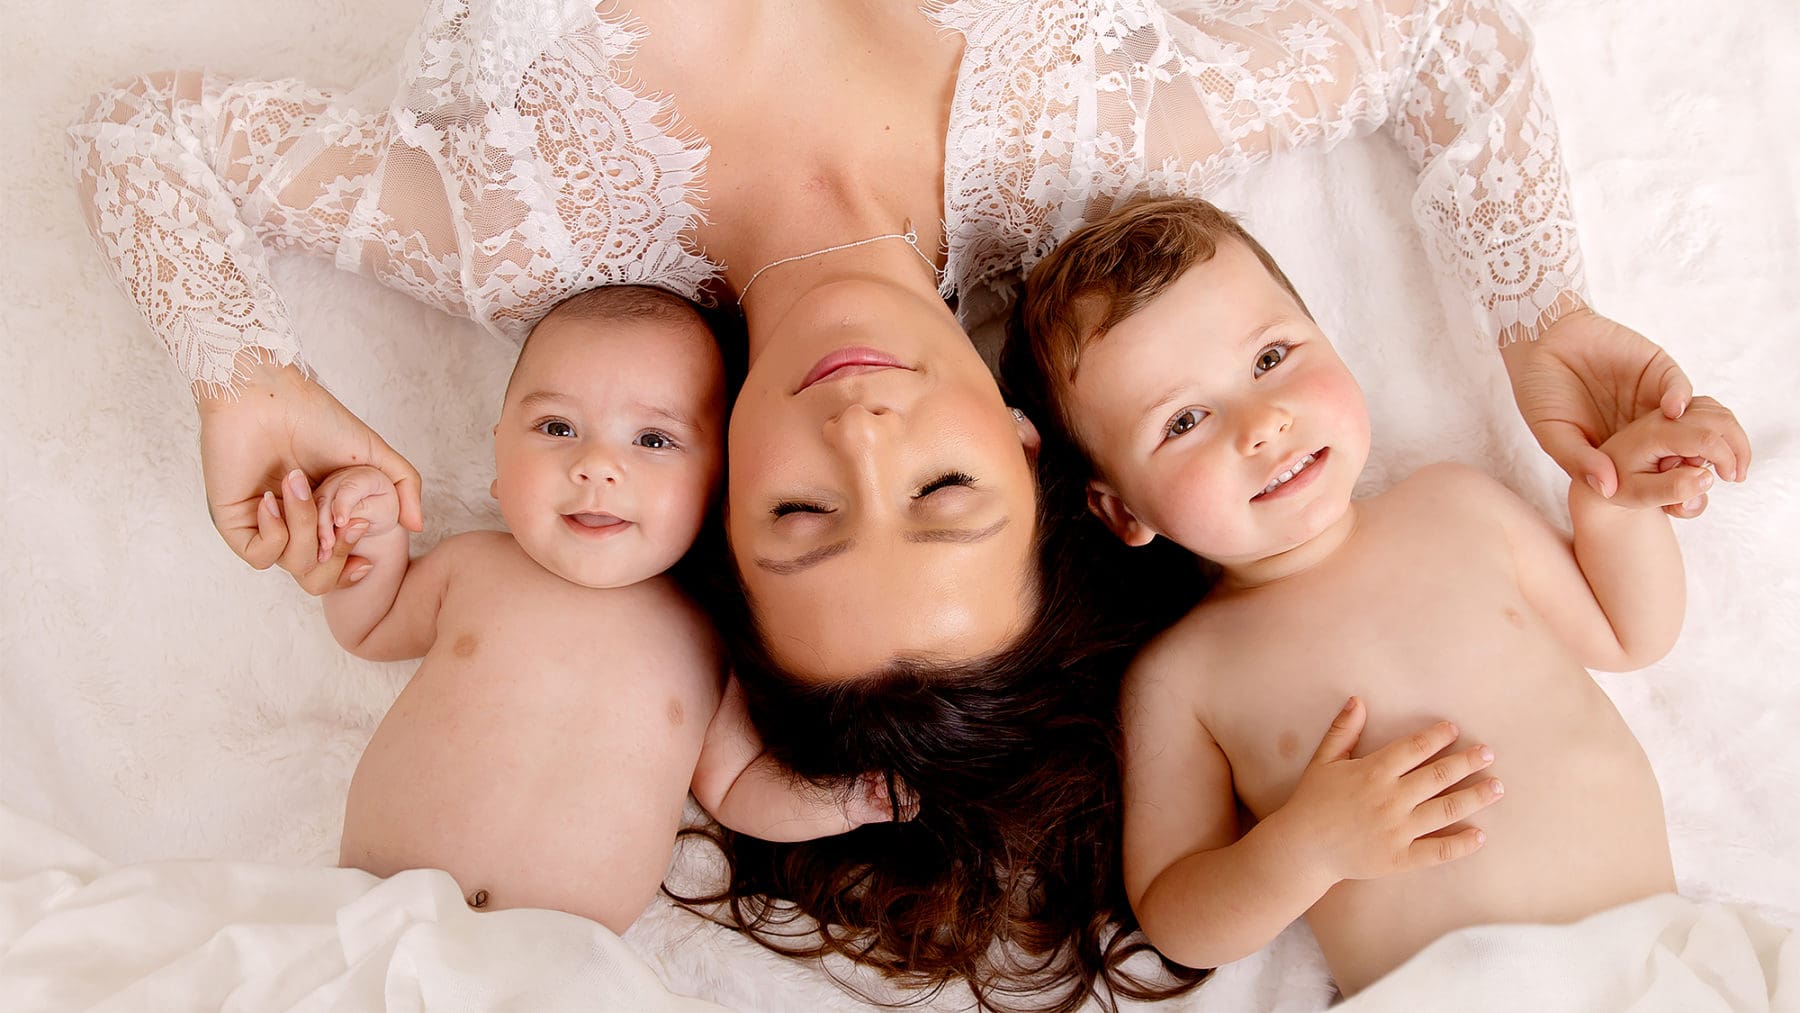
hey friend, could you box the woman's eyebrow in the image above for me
[904,517,1009,544]
[754,539,855,575]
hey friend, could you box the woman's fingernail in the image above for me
[287,470,310,501]
[344,523,367,547]
[261,491,278,516]
[348,565,371,584]
[1585,475,1602,496]
[1342,696,1357,713]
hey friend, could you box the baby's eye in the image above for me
[1165,409,1207,440]
[771,500,834,518]
[634,430,676,450]
[536,419,575,438]
[1254,343,1291,377]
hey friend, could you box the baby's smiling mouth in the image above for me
[562,512,631,536]
[1252,448,1326,500]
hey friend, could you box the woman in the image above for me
[67,0,1748,1005]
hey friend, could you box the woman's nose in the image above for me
[822,403,894,452]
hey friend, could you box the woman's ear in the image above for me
[1010,407,1042,465]
[489,478,500,500]
[1086,480,1156,546]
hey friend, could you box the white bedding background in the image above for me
[2,1,1797,1009]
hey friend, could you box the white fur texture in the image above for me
[2,1,1796,1009]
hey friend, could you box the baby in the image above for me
[1009,198,1746,993]
[305,285,901,933]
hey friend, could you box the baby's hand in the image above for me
[1596,396,1744,513]
[313,465,401,564]
[1272,697,1503,884]
[842,770,921,828]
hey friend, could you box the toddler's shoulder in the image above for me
[1124,602,1224,695]
[1391,461,1523,519]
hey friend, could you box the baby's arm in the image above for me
[316,466,452,662]
[690,677,912,843]
[1124,643,1499,970]
[1481,398,1738,670]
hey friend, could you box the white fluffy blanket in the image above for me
[3,1,1797,1009]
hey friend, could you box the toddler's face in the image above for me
[492,314,726,588]
[1064,240,1370,567]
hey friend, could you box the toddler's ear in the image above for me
[1086,480,1155,546]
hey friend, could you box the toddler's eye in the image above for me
[1165,409,1207,439]
[634,431,675,450]
[1254,343,1290,376]
[536,419,575,438]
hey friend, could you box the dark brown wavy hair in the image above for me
[668,404,1211,1011]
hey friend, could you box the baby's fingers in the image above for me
[1407,826,1488,869]
[1411,778,1504,836]
[1371,720,1461,779]
[1612,465,1715,512]
[1399,743,1495,803]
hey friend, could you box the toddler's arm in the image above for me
[1124,645,1499,970]
[691,677,912,843]
[316,466,452,662]
[1484,398,1739,669]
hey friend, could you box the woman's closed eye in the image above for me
[915,471,975,498]
[771,499,834,518]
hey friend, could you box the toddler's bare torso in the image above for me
[1168,470,1674,993]
[338,531,722,933]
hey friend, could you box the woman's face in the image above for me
[728,279,1041,683]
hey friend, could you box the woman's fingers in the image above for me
[1535,419,1620,499]
[1411,778,1505,836]
[1399,742,1495,802]
[1651,355,1693,419]
[275,470,348,596]
[1405,826,1488,869]
[367,437,425,533]
[240,490,288,570]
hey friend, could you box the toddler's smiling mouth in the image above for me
[1252,448,1327,501]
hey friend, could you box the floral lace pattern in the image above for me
[933,0,1586,341]
[69,0,1584,393]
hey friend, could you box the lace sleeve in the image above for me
[65,71,453,396]
[1140,0,1588,344]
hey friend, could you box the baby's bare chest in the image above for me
[1194,517,1584,816]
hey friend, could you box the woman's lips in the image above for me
[562,512,630,537]
[797,346,911,392]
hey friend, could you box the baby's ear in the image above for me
[1086,480,1156,547]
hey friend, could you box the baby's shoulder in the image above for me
[1382,461,1520,527]
[1124,603,1229,697]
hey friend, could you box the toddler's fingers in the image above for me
[1308,696,1367,765]
[1410,778,1504,836]
[1399,743,1495,803]
[1405,826,1487,869]
[1615,465,1715,511]
[1688,396,1751,481]
[1373,719,1461,779]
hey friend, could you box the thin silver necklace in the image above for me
[738,219,941,300]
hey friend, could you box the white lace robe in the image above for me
[68,0,1586,395]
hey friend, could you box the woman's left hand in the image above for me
[1499,306,1751,518]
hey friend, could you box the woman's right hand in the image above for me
[196,352,422,594]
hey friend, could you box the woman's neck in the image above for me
[739,234,947,364]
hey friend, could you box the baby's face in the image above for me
[492,314,726,588]
[1064,240,1370,566]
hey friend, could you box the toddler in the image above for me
[1010,198,1747,993]
[302,286,902,933]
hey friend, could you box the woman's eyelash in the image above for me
[771,500,833,517]
[916,471,976,497]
